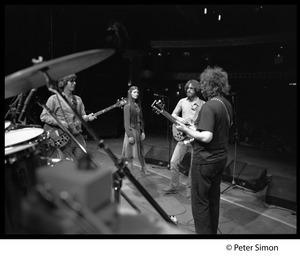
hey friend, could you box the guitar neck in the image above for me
[160,110,177,124]
[94,104,118,117]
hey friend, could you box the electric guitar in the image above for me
[44,98,127,148]
[151,100,196,144]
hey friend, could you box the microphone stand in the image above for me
[113,169,141,213]
[98,140,176,226]
[221,93,244,194]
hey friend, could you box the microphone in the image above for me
[229,92,237,96]
[154,93,167,98]
[18,89,36,122]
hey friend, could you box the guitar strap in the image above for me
[211,97,232,126]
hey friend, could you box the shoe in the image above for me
[141,168,151,176]
[186,189,191,198]
[163,187,178,194]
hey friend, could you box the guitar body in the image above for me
[151,99,196,144]
[172,124,186,141]
[172,123,196,144]
[44,124,69,148]
[43,98,127,148]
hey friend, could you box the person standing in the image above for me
[40,73,96,161]
[163,79,205,198]
[121,86,150,177]
[176,66,233,234]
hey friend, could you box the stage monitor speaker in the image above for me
[145,146,169,167]
[265,175,296,211]
[36,160,113,212]
[222,160,268,192]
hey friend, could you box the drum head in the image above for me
[5,121,11,129]
[5,143,37,156]
[5,128,44,147]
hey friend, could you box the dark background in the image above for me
[5,5,297,154]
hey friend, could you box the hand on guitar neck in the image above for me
[151,99,195,144]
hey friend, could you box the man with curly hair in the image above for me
[176,66,233,234]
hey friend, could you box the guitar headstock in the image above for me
[151,99,165,115]
[116,97,128,108]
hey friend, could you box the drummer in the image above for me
[40,73,96,161]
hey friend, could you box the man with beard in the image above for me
[176,66,233,234]
[163,79,205,198]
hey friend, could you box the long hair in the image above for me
[126,86,143,125]
[199,66,231,99]
[184,79,200,94]
[58,74,77,92]
[57,73,78,105]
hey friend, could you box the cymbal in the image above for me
[5,49,115,99]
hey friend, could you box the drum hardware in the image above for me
[5,93,25,128]
[98,140,177,226]
[39,157,62,167]
[5,49,115,234]
[18,88,37,124]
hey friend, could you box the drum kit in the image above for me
[5,49,116,233]
[5,48,178,234]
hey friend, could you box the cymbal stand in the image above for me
[5,93,23,129]
[221,93,243,194]
[113,170,141,213]
[98,140,176,226]
[36,101,87,155]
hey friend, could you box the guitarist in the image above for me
[40,73,96,161]
[163,79,205,198]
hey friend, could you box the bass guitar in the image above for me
[151,99,195,144]
[44,98,127,148]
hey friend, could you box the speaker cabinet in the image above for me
[145,146,170,167]
[222,160,268,191]
[265,175,296,211]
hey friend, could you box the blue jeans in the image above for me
[191,158,227,234]
[169,141,193,189]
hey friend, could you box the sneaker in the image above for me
[163,187,178,194]
[141,169,151,176]
[186,189,191,198]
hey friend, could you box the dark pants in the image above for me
[191,158,227,234]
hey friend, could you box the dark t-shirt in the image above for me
[192,96,233,164]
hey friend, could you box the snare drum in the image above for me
[5,127,50,156]
[5,127,46,147]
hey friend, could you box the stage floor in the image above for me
[86,132,297,235]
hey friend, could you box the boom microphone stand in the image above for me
[221,93,243,194]
[98,140,176,226]
[113,168,141,213]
